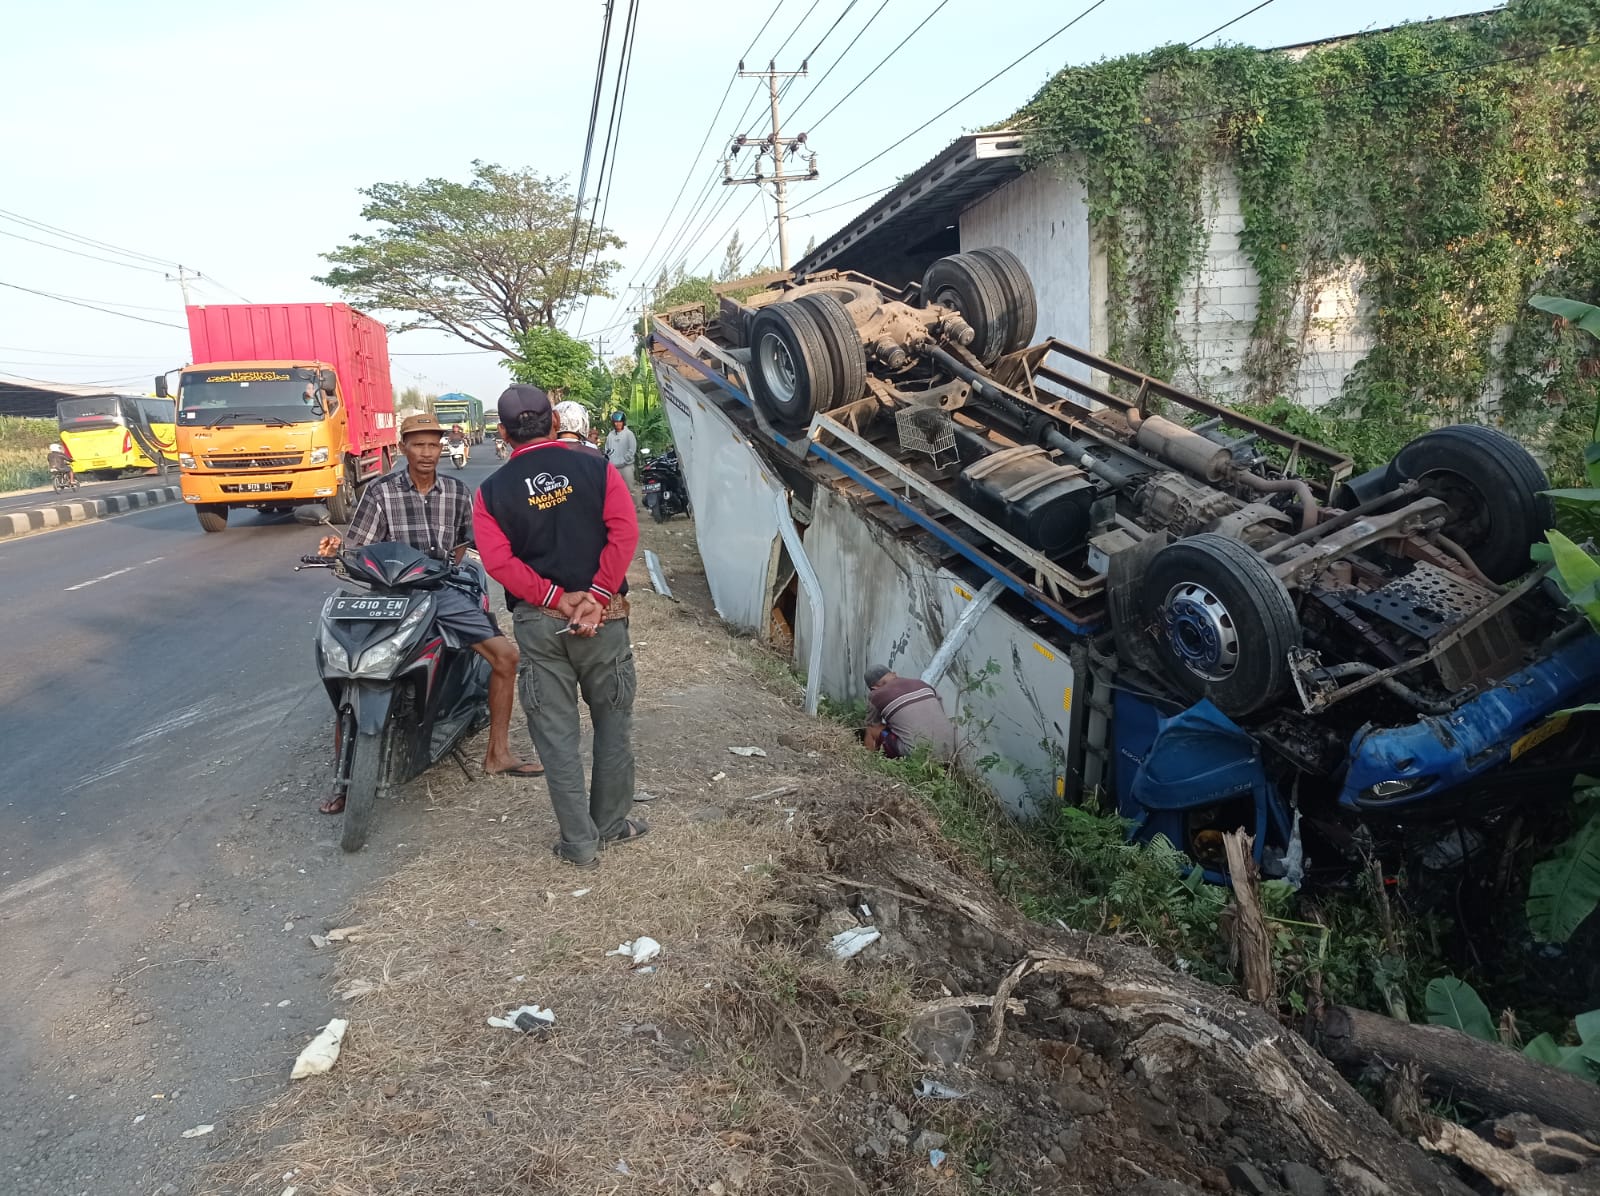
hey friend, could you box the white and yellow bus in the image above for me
[57,395,177,478]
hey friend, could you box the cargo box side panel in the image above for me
[657,364,784,633]
[795,489,1073,819]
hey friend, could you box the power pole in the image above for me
[725,60,819,271]
[166,264,195,307]
[593,335,607,366]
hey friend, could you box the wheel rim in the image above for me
[758,331,798,406]
[1160,581,1239,682]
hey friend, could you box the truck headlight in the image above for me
[178,452,196,468]
[310,447,330,465]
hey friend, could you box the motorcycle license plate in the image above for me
[329,596,410,620]
[644,482,662,492]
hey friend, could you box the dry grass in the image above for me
[203,566,941,1196]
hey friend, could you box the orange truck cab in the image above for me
[162,303,398,533]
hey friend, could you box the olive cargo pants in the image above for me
[512,609,637,864]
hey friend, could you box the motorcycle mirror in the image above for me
[293,504,332,526]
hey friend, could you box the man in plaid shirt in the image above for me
[315,414,541,813]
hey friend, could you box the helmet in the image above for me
[611,411,626,425]
[554,400,590,440]
[49,442,62,453]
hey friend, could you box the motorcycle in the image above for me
[446,438,467,469]
[51,467,79,493]
[296,541,492,851]
[639,446,689,523]
[494,436,510,460]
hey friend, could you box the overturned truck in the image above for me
[648,250,1600,879]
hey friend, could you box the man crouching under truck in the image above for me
[316,413,542,815]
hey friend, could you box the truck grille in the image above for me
[221,481,293,493]
[204,453,305,469]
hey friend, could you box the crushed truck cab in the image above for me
[168,304,397,532]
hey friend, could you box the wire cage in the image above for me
[895,405,957,466]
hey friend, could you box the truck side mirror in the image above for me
[154,375,168,398]
[320,369,337,395]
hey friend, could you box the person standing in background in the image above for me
[475,385,644,869]
[604,411,638,497]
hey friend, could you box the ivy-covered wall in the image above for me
[1015,0,1600,479]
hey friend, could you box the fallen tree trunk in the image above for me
[878,848,1475,1196]
[1316,1003,1600,1139]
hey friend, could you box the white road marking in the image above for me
[64,556,165,591]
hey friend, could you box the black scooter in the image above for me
[640,447,689,523]
[296,541,492,851]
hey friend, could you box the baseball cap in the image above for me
[399,413,443,439]
[865,664,892,688]
[498,384,552,426]
[554,400,590,438]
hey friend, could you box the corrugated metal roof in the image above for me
[794,131,1027,276]
[0,376,119,418]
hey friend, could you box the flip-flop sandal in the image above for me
[319,795,346,815]
[603,818,650,846]
[551,843,600,870]
[489,760,545,778]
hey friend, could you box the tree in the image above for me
[507,326,596,404]
[317,161,622,359]
[720,232,744,281]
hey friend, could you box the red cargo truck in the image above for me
[158,302,398,532]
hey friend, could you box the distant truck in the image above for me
[160,303,398,532]
[432,393,485,443]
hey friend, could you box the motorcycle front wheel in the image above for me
[341,721,392,852]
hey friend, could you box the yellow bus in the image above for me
[57,395,177,478]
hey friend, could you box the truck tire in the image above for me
[196,504,228,533]
[1385,424,1552,584]
[340,725,387,852]
[1140,533,1301,719]
[794,292,868,407]
[326,469,355,524]
[969,246,1038,355]
[748,302,836,431]
[922,253,1010,365]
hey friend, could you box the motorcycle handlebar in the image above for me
[298,555,334,567]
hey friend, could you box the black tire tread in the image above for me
[1141,533,1300,718]
[1388,424,1551,583]
[969,246,1038,354]
[922,254,1010,365]
[196,504,228,534]
[325,470,354,524]
[341,727,385,852]
[748,302,835,429]
[794,292,868,407]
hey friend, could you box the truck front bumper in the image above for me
[180,465,341,505]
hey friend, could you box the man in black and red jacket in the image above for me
[474,385,643,868]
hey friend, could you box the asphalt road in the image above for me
[0,455,503,1192]
[0,470,173,518]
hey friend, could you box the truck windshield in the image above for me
[178,368,325,426]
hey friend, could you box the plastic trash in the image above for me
[615,1160,632,1175]
[607,937,662,967]
[570,888,591,898]
[290,1018,349,1079]
[913,1077,967,1100]
[829,926,880,960]
[930,1149,947,1169]
[181,1124,215,1138]
[487,1004,555,1033]
[325,925,366,942]
[728,746,767,757]
[907,1006,975,1066]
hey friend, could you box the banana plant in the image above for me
[1425,976,1600,1081]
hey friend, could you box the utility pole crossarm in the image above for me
[723,62,820,272]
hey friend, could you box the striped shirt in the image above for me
[344,469,473,558]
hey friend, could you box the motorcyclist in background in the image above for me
[447,424,470,466]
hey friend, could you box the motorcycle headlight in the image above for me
[352,602,432,678]
[178,452,196,468]
[319,619,352,673]
[310,447,330,465]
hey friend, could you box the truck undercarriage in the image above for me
[649,250,1600,881]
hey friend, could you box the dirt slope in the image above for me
[198,519,1462,1196]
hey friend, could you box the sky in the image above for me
[0,0,1499,401]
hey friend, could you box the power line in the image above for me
[791,0,1113,215]
[800,0,954,132]
[0,228,168,275]
[799,0,859,62]
[1188,0,1279,47]
[578,0,643,335]
[769,0,823,62]
[556,0,620,302]
[0,280,187,329]
[0,207,176,268]
[787,0,893,122]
